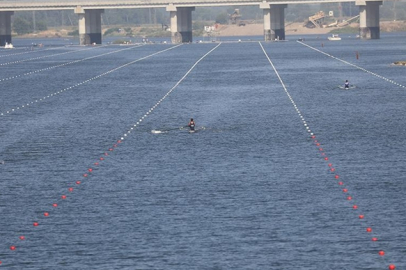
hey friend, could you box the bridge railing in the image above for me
[0,0,387,11]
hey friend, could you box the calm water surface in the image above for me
[0,35,405,269]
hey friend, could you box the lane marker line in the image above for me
[0,45,143,83]
[297,41,406,89]
[0,46,102,67]
[259,41,396,270]
[0,45,68,59]
[0,45,181,117]
[0,43,221,266]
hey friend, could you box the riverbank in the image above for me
[15,20,406,39]
[216,21,406,36]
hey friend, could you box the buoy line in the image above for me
[0,43,221,267]
[259,41,396,270]
[118,43,221,142]
[0,45,65,59]
[0,45,181,118]
[297,41,406,90]
[0,45,103,66]
[0,45,144,83]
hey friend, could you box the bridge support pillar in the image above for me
[260,3,286,41]
[356,1,382,39]
[166,5,195,44]
[75,7,104,45]
[0,11,13,46]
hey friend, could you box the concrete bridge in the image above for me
[0,0,384,46]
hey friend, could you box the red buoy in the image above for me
[44,212,49,217]
[88,168,93,172]
[372,237,378,241]
[353,205,358,209]
[53,203,58,207]
[324,157,329,161]
[68,187,73,192]
[10,246,16,251]
[379,250,385,256]
[19,236,25,240]
[328,163,333,167]
[359,215,364,219]
[331,168,335,172]
[366,227,372,232]
[389,264,396,270]
[94,162,99,166]
[99,157,104,161]
[61,195,67,199]
[33,222,39,227]
[76,181,81,185]
[338,182,343,185]
[347,196,352,200]
[83,174,88,177]
[335,175,339,179]
[343,188,348,193]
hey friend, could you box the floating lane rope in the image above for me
[0,45,69,59]
[118,43,221,142]
[0,45,180,118]
[297,41,406,90]
[0,45,101,67]
[259,41,396,270]
[0,45,143,83]
[0,43,221,266]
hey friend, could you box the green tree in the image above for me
[36,20,48,31]
[215,12,228,24]
[13,17,32,35]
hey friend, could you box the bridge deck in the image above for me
[0,0,381,11]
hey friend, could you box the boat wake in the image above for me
[151,126,206,134]
[151,130,168,134]
[338,85,356,90]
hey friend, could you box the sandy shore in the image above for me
[18,21,406,39]
[216,22,336,37]
[213,21,406,37]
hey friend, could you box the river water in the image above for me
[0,34,405,269]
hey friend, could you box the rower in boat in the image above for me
[188,118,195,132]
[344,80,350,89]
